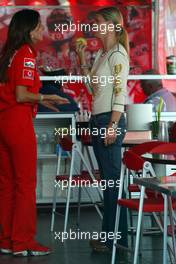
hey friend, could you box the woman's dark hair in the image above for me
[0,9,40,83]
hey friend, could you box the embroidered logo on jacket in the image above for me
[24,58,35,69]
[23,69,34,80]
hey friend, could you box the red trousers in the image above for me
[0,105,37,252]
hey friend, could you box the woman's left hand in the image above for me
[104,127,117,146]
[44,94,69,104]
[39,100,60,112]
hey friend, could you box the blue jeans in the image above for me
[90,112,128,249]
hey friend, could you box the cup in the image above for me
[158,121,169,142]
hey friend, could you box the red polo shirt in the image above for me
[0,43,41,116]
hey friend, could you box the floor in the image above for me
[0,206,173,264]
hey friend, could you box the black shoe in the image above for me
[89,239,111,253]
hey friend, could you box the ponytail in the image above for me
[119,28,129,55]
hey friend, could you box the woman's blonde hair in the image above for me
[94,6,129,54]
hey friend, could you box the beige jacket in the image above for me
[87,43,129,115]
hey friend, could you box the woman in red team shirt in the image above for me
[0,9,69,257]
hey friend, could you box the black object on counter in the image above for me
[38,68,79,112]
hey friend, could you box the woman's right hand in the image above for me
[75,42,86,62]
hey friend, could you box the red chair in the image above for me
[149,142,176,155]
[123,142,166,241]
[111,148,176,264]
[127,141,176,201]
[148,142,176,232]
[127,141,165,193]
[129,141,166,155]
[51,136,103,233]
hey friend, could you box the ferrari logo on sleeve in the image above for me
[24,58,35,69]
[114,64,122,75]
[113,64,122,96]
[23,69,34,80]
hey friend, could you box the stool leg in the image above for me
[111,164,126,264]
[168,196,176,262]
[127,169,135,248]
[129,210,134,248]
[153,211,173,263]
[133,186,145,264]
[76,185,82,230]
[163,195,168,264]
[64,147,76,233]
[76,144,103,200]
[51,146,62,232]
[76,143,84,230]
[51,182,58,232]
[76,143,103,221]
[111,204,121,264]
[85,145,95,172]
[83,187,103,219]
[139,214,144,258]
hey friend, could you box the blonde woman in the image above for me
[76,7,129,253]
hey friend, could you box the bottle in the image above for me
[49,133,56,153]
[40,132,49,153]
[166,55,176,74]
[36,133,41,155]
